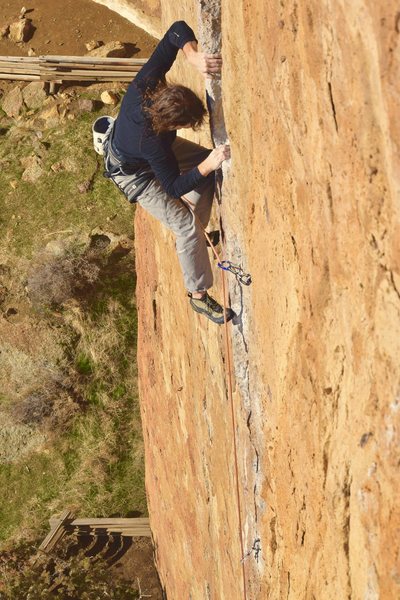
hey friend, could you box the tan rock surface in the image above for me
[2,86,24,118]
[100,90,119,105]
[22,81,47,110]
[87,40,129,58]
[85,39,102,52]
[21,155,44,183]
[91,0,162,38]
[132,1,400,599]
[8,18,34,43]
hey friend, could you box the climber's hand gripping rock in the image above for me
[198,144,231,176]
[182,40,222,79]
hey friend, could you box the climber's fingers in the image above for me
[191,52,223,78]
[205,54,222,63]
[204,54,222,74]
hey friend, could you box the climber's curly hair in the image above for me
[143,82,207,134]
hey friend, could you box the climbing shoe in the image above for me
[188,292,234,325]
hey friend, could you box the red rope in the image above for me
[182,196,248,600]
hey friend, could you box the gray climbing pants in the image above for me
[137,137,214,293]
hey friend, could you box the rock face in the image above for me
[98,0,400,598]
[91,0,162,38]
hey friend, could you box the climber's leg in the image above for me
[137,181,213,293]
[172,136,214,228]
[137,138,234,323]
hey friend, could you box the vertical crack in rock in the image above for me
[328,81,339,133]
[197,0,264,578]
[342,465,353,599]
[198,0,228,146]
[389,270,400,301]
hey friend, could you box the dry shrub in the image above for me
[0,537,139,599]
[27,246,103,308]
[9,385,80,431]
[11,392,54,425]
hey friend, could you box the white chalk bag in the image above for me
[92,116,115,155]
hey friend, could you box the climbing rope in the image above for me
[182,195,249,600]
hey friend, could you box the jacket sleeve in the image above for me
[135,21,197,89]
[140,134,210,199]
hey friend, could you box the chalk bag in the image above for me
[92,116,115,155]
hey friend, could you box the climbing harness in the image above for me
[182,195,250,600]
[217,260,252,286]
[102,119,153,203]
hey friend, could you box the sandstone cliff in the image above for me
[98,1,400,598]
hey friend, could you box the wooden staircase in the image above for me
[38,511,152,558]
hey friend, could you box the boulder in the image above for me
[77,180,91,194]
[66,98,95,118]
[2,86,24,117]
[32,102,62,129]
[9,18,34,43]
[22,81,47,110]
[87,41,129,58]
[50,157,78,173]
[85,40,102,52]
[100,90,119,105]
[21,155,44,183]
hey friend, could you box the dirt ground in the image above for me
[111,537,164,599]
[0,0,157,57]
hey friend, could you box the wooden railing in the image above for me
[34,512,152,577]
[0,55,147,83]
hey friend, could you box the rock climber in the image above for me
[103,20,234,325]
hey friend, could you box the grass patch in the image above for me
[75,353,95,375]
[0,110,134,257]
[0,99,146,551]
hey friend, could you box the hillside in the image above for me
[0,2,161,597]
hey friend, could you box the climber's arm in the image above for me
[135,21,200,87]
[182,40,222,79]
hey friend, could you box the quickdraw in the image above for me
[217,260,252,286]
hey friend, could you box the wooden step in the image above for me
[38,510,74,554]
[50,517,150,528]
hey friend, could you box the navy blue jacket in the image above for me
[113,21,209,199]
